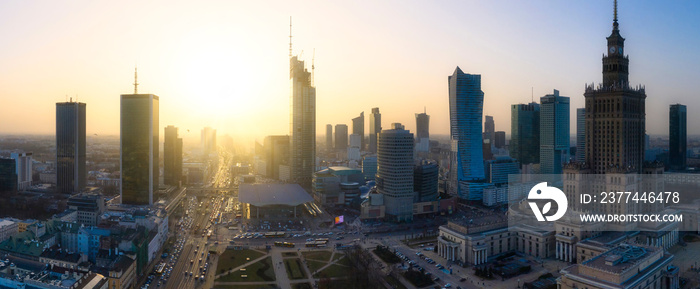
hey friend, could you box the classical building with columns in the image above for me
[559,244,679,289]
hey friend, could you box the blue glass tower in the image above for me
[539,89,570,174]
[448,67,486,200]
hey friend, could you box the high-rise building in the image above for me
[415,110,430,152]
[164,125,183,186]
[484,115,495,145]
[67,192,105,226]
[362,155,377,181]
[414,160,438,202]
[10,152,32,191]
[669,104,687,171]
[120,93,158,206]
[264,135,290,180]
[352,112,365,150]
[485,156,520,185]
[325,124,333,150]
[369,107,382,153]
[201,127,217,155]
[510,102,540,165]
[376,123,414,222]
[347,134,361,162]
[583,2,646,174]
[289,54,316,188]
[56,101,86,194]
[334,124,348,151]
[576,108,586,163]
[539,89,570,174]
[0,158,17,193]
[494,131,506,149]
[448,67,487,200]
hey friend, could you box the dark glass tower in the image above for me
[334,124,348,150]
[415,110,430,142]
[352,112,364,150]
[510,102,540,165]
[369,107,381,153]
[289,55,316,188]
[164,125,182,186]
[121,94,159,205]
[669,104,687,171]
[56,101,86,194]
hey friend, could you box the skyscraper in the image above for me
[201,127,217,155]
[539,89,570,174]
[0,158,17,193]
[414,160,438,202]
[484,115,495,145]
[376,123,414,222]
[289,54,316,188]
[334,124,348,151]
[583,2,646,174]
[56,101,86,194]
[264,135,290,180]
[576,108,586,163]
[120,93,158,206]
[494,131,506,149]
[415,109,430,152]
[11,153,32,191]
[164,125,183,186]
[510,102,540,165]
[369,107,381,153]
[669,104,687,171]
[325,124,333,150]
[352,112,365,150]
[448,67,487,200]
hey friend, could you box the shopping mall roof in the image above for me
[239,183,313,207]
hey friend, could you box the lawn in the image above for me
[331,252,344,262]
[314,264,347,278]
[302,250,333,261]
[216,249,265,273]
[216,256,275,282]
[334,256,351,267]
[385,275,408,289]
[283,252,298,257]
[285,258,307,280]
[306,260,327,274]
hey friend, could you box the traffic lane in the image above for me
[392,241,474,289]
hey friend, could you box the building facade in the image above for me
[369,107,381,154]
[120,94,158,206]
[56,101,87,194]
[10,153,32,191]
[289,55,316,188]
[263,135,290,180]
[539,90,570,174]
[164,125,183,187]
[669,104,687,171]
[415,110,430,152]
[576,108,586,163]
[376,123,414,222]
[413,160,438,202]
[352,112,365,150]
[325,124,333,151]
[334,124,348,151]
[510,103,540,165]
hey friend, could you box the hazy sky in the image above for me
[1,0,699,143]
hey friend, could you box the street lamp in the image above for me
[517,278,521,288]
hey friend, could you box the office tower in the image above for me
[264,135,290,180]
[362,155,377,181]
[448,67,486,199]
[201,127,217,155]
[376,123,414,222]
[289,53,316,188]
[539,89,570,174]
[484,115,495,145]
[576,108,586,163]
[334,124,348,151]
[164,125,183,186]
[494,131,506,149]
[120,93,158,206]
[10,153,32,191]
[352,112,365,150]
[482,139,493,161]
[485,156,520,185]
[347,134,361,162]
[325,124,333,150]
[583,2,646,174]
[56,101,86,194]
[669,104,687,171]
[0,158,17,193]
[415,109,430,152]
[67,192,105,226]
[510,102,540,165]
[369,107,382,153]
[414,160,438,202]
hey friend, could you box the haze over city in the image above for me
[1,0,700,141]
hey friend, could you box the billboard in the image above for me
[334,215,344,225]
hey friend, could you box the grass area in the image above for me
[306,260,327,274]
[213,285,278,289]
[283,252,298,257]
[302,250,333,261]
[335,256,351,267]
[314,264,347,278]
[216,249,265,273]
[331,253,344,262]
[285,258,307,280]
[217,256,275,282]
[385,275,408,289]
[292,283,312,289]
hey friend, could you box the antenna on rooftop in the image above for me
[311,49,315,86]
[133,66,139,94]
[289,17,293,58]
[531,87,534,103]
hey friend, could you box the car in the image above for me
[459,278,466,282]
[444,284,451,288]
[433,277,440,281]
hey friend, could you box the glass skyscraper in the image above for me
[576,108,586,163]
[164,125,182,186]
[289,55,316,188]
[352,112,364,150]
[669,104,687,171]
[56,101,86,194]
[510,102,540,165]
[369,107,381,154]
[120,94,158,206]
[448,67,487,200]
[539,90,570,174]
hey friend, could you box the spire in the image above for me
[133,66,139,94]
[613,0,619,30]
[289,17,293,58]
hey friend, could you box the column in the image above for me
[473,252,477,265]
[556,242,560,259]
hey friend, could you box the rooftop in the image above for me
[239,183,313,207]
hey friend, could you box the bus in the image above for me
[315,238,329,244]
[305,241,327,248]
[275,241,295,248]
[265,232,286,238]
[155,262,166,275]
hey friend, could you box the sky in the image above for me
[1,0,699,145]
